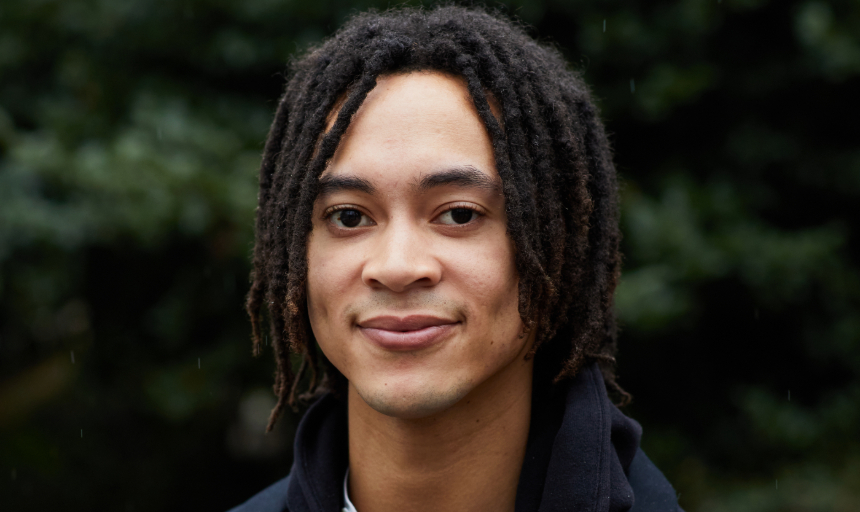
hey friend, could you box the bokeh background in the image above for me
[1,0,859,510]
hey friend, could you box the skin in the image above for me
[306,71,534,512]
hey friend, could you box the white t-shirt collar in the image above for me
[342,467,358,512]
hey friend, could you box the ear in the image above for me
[520,318,539,362]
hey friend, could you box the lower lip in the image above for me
[360,323,457,351]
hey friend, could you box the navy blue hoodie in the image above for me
[229,363,683,512]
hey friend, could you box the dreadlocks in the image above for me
[247,6,627,431]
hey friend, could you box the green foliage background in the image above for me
[1,0,858,510]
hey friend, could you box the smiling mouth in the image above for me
[358,315,459,351]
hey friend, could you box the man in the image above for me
[232,6,682,512]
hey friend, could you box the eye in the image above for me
[328,208,373,228]
[437,207,479,225]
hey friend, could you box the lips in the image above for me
[358,315,458,351]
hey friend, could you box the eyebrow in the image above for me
[317,175,376,197]
[316,165,500,198]
[415,165,501,193]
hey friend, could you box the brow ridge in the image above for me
[316,165,500,198]
[415,165,501,192]
[317,175,376,197]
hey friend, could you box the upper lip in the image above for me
[358,315,458,331]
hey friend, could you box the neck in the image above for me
[347,356,533,512]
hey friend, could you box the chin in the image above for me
[355,377,474,420]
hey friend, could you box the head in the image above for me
[247,6,627,430]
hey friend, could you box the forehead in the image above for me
[322,71,498,183]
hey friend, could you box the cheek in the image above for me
[464,239,519,309]
[306,234,355,334]
[446,234,521,331]
[307,235,353,373]
[306,235,328,320]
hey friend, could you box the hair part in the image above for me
[247,6,628,431]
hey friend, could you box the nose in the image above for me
[361,220,442,292]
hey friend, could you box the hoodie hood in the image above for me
[516,363,639,512]
[230,363,680,512]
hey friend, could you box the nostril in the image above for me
[361,261,441,292]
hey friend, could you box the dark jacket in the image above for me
[229,363,683,512]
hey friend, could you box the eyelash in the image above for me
[322,203,484,228]
[436,203,484,225]
[324,204,374,228]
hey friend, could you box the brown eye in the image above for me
[339,210,362,227]
[329,209,372,228]
[438,207,477,225]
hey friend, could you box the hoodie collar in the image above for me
[285,392,349,512]
[517,363,640,512]
[285,363,640,512]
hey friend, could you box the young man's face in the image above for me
[307,71,532,419]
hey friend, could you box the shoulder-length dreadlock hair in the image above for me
[247,5,628,431]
